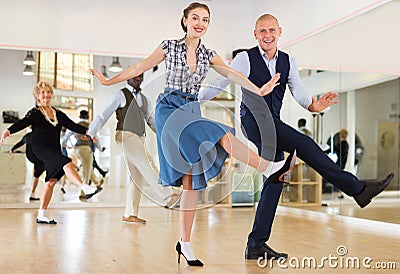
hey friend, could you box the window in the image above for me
[38,52,93,92]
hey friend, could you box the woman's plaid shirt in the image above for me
[161,38,216,94]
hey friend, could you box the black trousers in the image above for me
[241,114,365,248]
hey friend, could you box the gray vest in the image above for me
[116,88,148,136]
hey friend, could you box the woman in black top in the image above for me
[0,81,102,224]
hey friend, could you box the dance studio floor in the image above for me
[1,183,399,273]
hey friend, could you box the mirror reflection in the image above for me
[0,47,399,225]
[284,70,400,224]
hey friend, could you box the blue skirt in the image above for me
[155,89,234,190]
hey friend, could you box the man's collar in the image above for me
[126,84,140,94]
[257,45,278,61]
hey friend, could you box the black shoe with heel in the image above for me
[268,150,296,184]
[176,241,204,267]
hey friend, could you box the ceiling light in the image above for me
[22,65,34,76]
[23,51,36,65]
[109,57,122,72]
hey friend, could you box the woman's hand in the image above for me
[91,69,109,86]
[0,130,11,146]
[259,73,281,96]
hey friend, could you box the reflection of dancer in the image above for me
[91,139,108,178]
[200,13,394,260]
[91,3,295,266]
[297,118,313,138]
[62,110,104,192]
[60,126,68,193]
[0,81,102,224]
[9,131,43,201]
[88,74,181,224]
[333,129,349,169]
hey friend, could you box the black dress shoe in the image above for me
[36,219,57,224]
[100,169,109,178]
[245,244,288,260]
[80,187,103,200]
[354,173,394,208]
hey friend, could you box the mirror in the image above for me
[1,51,399,223]
[280,69,400,224]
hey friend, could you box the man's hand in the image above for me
[308,91,338,113]
[76,134,90,141]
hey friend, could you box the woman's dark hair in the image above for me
[180,2,210,33]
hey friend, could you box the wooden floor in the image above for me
[1,184,400,273]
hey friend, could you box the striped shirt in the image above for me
[161,37,216,94]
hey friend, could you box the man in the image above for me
[62,110,104,194]
[200,14,393,260]
[297,118,313,138]
[323,129,350,193]
[88,74,180,224]
[91,139,108,178]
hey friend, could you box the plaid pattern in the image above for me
[161,38,216,94]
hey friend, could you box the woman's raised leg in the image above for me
[218,132,296,181]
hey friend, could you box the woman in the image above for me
[0,81,102,224]
[91,2,295,266]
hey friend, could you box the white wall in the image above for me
[284,0,400,74]
[0,0,253,59]
[252,0,386,47]
[0,0,388,61]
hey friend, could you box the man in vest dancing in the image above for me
[88,74,180,224]
[199,14,393,260]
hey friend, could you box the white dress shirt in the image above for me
[88,84,155,138]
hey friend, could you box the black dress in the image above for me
[10,132,45,178]
[8,107,87,181]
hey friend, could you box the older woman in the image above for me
[0,81,102,224]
